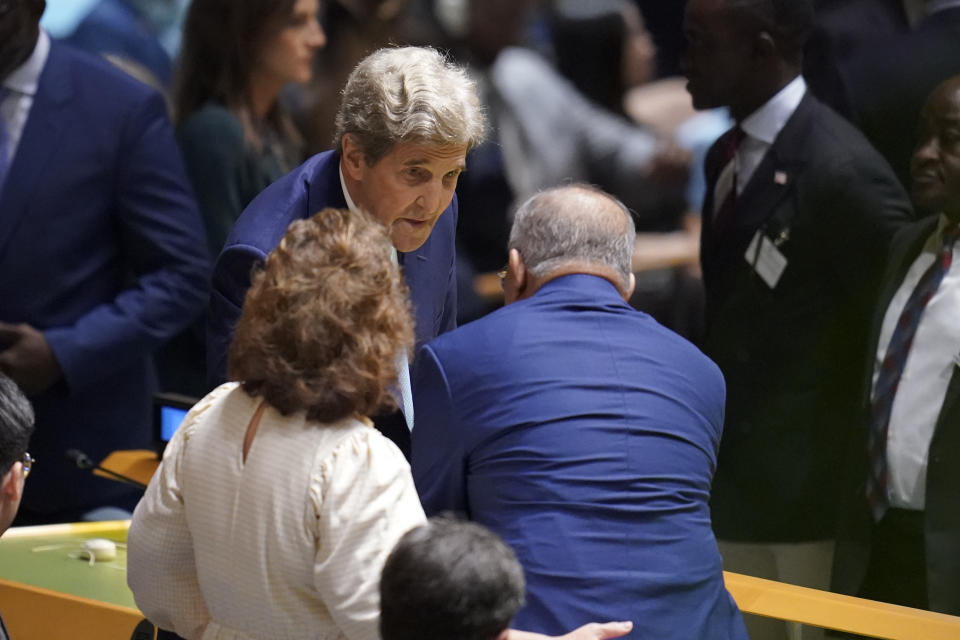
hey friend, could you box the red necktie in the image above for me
[712,126,746,232]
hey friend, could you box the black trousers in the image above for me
[857,507,928,610]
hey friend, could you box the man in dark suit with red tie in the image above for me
[682,0,911,637]
[832,74,960,617]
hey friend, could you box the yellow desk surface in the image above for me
[0,521,151,640]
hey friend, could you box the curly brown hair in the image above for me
[227,207,414,423]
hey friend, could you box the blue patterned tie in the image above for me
[0,88,11,195]
[866,223,960,521]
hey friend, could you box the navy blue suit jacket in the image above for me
[412,274,747,640]
[207,149,458,387]
[0,42,209,515]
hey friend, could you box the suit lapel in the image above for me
[0,43,73,259]
[730,94,817,235]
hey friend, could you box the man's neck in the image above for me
[731,69,800,123]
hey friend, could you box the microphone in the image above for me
[65,448,148,490]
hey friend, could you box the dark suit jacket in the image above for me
[832,217,960,614]
[0,42,209,516]
[803,0,908,119]
[412,274,748,640]
[701,92,911,542]
[841,7,960,190]
[207,149,459,387]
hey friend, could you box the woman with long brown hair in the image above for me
[175,0,326,257]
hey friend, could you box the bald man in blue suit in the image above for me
[412,185,748,640]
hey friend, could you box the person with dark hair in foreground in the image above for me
[381,517,634,640]
[0,373,36,639]
[412,185,747,640]
[380,517,525,640]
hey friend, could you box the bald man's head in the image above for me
[507,184,636,296]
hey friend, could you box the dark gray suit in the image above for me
[701,91,911,542]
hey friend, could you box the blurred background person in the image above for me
[442,0,691,326]
[291,0,410,156]
[156,0,326,398]
[1,0,209,526]
[129,208,425,640]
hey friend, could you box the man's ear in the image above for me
[509,248,527,292]
[752,31,777,62]
[623,272,636,301]
[340,133,368,181]
[1,464,24,504]
[494,630,510,640]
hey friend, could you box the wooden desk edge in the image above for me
[724,571,960,639]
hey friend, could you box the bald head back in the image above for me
[509,184,636,292]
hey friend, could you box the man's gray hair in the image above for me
[509,184,636,290]
[334,46,486,163]
[0,374,34,476]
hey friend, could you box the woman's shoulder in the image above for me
[310,418,411,483]
[178,103,244,144]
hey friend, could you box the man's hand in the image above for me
[0,322,63,396]
[508,621,634,640]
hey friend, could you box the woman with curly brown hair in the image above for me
[126,207,425,640]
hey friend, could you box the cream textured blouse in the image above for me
[127,383,426,640]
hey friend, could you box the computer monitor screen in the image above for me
[153,393,198,452]
[160,404,190,442]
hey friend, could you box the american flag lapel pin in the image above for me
[774,170,788,185]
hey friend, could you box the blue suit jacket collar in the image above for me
[532,273,626,304]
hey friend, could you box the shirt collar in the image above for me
[3,29,50,97]
[741,75,807,145]
[338,162,361,216]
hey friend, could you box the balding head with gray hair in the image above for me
[508,184,636,294]
[334,47,486,163]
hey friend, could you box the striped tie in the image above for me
[866,224,960,521]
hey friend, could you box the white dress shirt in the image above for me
[339,166,415,430]
[872,215,960,510]
[711,75,806,216]
[737,75,807,195]
[0,29,50,166]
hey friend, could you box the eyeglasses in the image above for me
[21,452,33,478]
[496,264,509,287]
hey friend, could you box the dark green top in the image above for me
[178,104,298,258]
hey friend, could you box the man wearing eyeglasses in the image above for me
[0,372,35,639]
